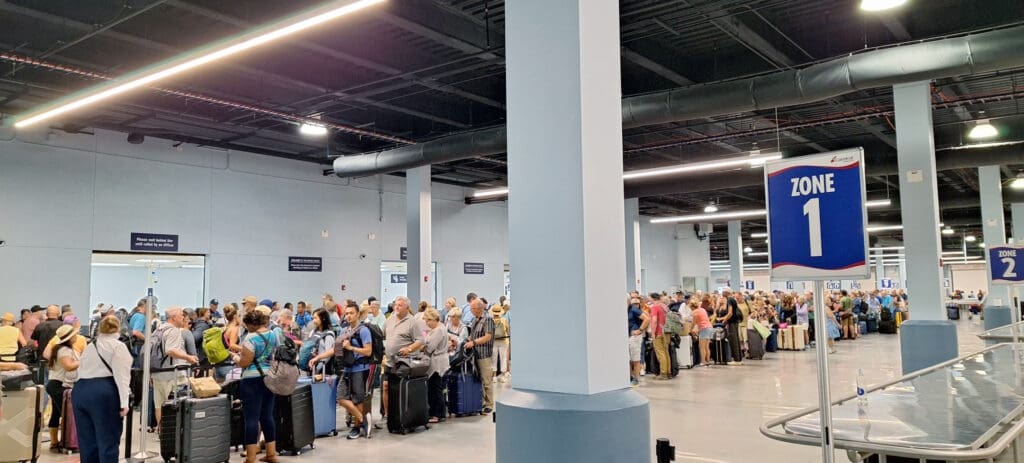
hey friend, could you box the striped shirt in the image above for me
[468,316,495,359]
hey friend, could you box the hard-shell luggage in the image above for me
[446,368,482,417]
[669,336,680,377]
[60,388,78,453]
[176,395,231,463]
[0,385,43,463]
[274,383,315,455]
[866,317,878,333]
[691,337,701,367]
[1,370,33,391]
[160,399,182,462]
[229,399,243,450]
[746,329,765,360]
[299,374,338,437]
[676,335,695,369]
[387,376,430,434]
[710,329,732,365]
[766,328,778,352]
[859,320,869,334]
[790,325,807,350]
[947,306,960,320]
[878,320,897,334]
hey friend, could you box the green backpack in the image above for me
[665,311,683,335]
[202,326,230,365]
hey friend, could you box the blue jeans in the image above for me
[239,377,276,445]
[72,378,122,463]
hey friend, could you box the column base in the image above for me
[900,320,958,374]
[983,306,1013,346]
[496,388,651,463]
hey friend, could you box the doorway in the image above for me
[380,260,438,307]
[90,252,206,312]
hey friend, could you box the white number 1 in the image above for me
[803,198,822,257]
[1002,257,1017,279]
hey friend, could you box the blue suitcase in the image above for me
[859,321,868,334]
[299,375,338,437]
[445,369,482,417]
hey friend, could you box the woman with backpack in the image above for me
[237,310,280,463]
[305,309,336,374]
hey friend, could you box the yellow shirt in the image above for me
[47,333,87,356]
[0,325,20,357]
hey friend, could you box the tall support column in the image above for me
[499,1,650,461]
[406,166,432,306]
[624,198,642,292]
[728,221,744,290]
[875,249,885,289]
[893,81,958,373]
[980,166,1011,306]
[899,259,908,290]
[1012,204,1024,307]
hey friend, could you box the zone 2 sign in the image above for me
[989,245,1024,284]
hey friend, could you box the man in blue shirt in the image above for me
[461,292,479,327]
[338,304,374,439]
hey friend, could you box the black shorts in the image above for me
[337,369,370,404]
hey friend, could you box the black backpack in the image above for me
[879,308,893,321]
[362,322,385,365]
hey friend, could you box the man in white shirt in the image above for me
[367,301,386,330]
[151,307,198,428]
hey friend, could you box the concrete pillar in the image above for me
[624,198,642,292]
[899,259,908,290]
[728,220,744,291]
[893,81,958,373]
[406,166,432,306]
[499,0,650,461]
[874,249,885,289]
[1012,203,1024,306]
[980,166,1011,306]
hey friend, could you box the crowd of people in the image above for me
[0,292,512,463]
[626,288,912,385]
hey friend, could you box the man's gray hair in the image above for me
[394,296,410,306]
[165,306,183,319]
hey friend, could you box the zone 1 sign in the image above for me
[765,148,869,281]
[989,245,1024,284]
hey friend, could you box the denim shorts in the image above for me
[698,327,714,340]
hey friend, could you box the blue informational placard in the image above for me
[131,232,178,252]
[765,149,869,280]
[785,281,794,290]
[989,245,1024,284]
[880,278,893,289]
[826,281,841,290]
[744,280,755,290]
[390,273,408,284]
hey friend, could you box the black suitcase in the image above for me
[177,395,231,463]
[669,336,679,377]
[866,317,878,333]
[160,400,181,462]
[274,383,315,455]
[947,306,960,320]
[710,336,732,365]
[878,320,897,334]
[387,376,430,434]
[691,337,702,367]
[746,329,765,360]
[229,399,244,450]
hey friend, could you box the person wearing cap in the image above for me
[208,299,221,321]
[490,304,511,383]
[0,312,27,363]
[242,296,258,315]
[45,325,81,452]
[257,300,276,328]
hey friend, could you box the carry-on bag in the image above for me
[0,385,43,463]
[446,361,483,417]
[866,317,879,333]
[790,325,807,350]
[947,305,960,320]
[710,330,731,365]
[60,388,78,453]
[176,395,231,463]
[387,376,430,434]
[274,383,315,455]
[878,320,897,334]
[676,335,695,369]
[746,329,765,360]
[1,369,33,391]
[300,369,338,437]
[766,328,778,352]
[859,320,869,334]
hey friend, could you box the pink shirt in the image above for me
[650,303,667,337]
[692,308,712,331]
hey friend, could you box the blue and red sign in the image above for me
[989,245,1024,285]
[765,149,869,280]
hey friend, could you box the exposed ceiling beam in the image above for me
[621,47,693,87]
[378,1,502,60]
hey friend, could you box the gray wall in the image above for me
[0,128,507,321]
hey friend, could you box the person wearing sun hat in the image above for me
[43,315,86,361]
[45,324,81,451]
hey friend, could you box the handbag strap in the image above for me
[91,338,114,376]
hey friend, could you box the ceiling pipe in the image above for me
[333,24,1024,178]
[0,52,413,145]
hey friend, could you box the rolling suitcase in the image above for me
[766,328,778,352]
[859,320,868,334]
[229,399,244,450]
[947,306,960,320]
[387,376,430,434]
[0,385,43,463]
[710,329,731,365]
[160,399,182,462]
[176,395,231,463]
[746,329,765,360]
[878,320,897,334]
[446,368,483,417]
[275,383,315,455]
[676,335,695,369]
[669,335,680,377]
[60,388,78,453]
[300,373,338,437]
[866,317,878,333]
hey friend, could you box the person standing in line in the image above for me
[734,292,751,354]
[73,316,131,463]
[490,305,510,383]
[648,293,670,379]
[236,310,279,463]
[151,307,198,429]
[461,293,479,327]
[336,304,374,439]
[45,325,80,452]
[463,299,495,413]
[441,297,457,324]
[627,296,650,386]
[32,306,63,357]
[20,307,42,345]
[722,291,742,366]
[446,308,469,350]
[0,312,27,362]
[383,296,426,421]
[690,299,713,367]
[824,296,841,354]
[421,308,449,423]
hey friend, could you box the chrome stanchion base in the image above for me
[130,450,158,462]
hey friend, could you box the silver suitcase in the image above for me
[0,385,43,463]
[676,335,695,369]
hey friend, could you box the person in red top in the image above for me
[648,293,670,380]
[689,299,713,367]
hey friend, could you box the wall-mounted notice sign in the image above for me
[400,247,408,260]
[390,274,407,284]
[288,256,322,272]
[464,262,485,275]
[131,233,179,252]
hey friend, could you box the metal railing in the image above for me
[760,343,1024,462]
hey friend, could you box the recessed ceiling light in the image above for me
[1010,174,1024,190]
[965,235,977,242]
[299,122,328,136]
[968,119,998,140]
[704,204,719,213]
[941,227,955,235]
[744,246,753,253]
[865,199,891,208]
[859,0,908,11]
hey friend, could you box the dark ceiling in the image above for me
[1,0,1023,260]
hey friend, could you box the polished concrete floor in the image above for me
[35,316,1002,463]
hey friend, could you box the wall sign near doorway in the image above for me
[400,247,408,260]
[390,274,407,284]
[130,233,179,252]
[288,256,322,272]
[464,262,485,274]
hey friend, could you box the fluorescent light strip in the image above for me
[473,187,510,198]
[621,152,782,180]
[871,246,905,251]
[746,252,769,257]
[14,0,385,128]
[91,263,131,267]
[136,259,177,263]
[650,209,767,224]
[181,264,205,269]
[865,199,892,208]
[750,232,768,239]
[867,225,903,233]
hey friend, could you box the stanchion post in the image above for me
[814,280,835,463]
[132,282,157,462]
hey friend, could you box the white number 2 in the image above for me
[803,198,822,257]
[1002,257,1017,279]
